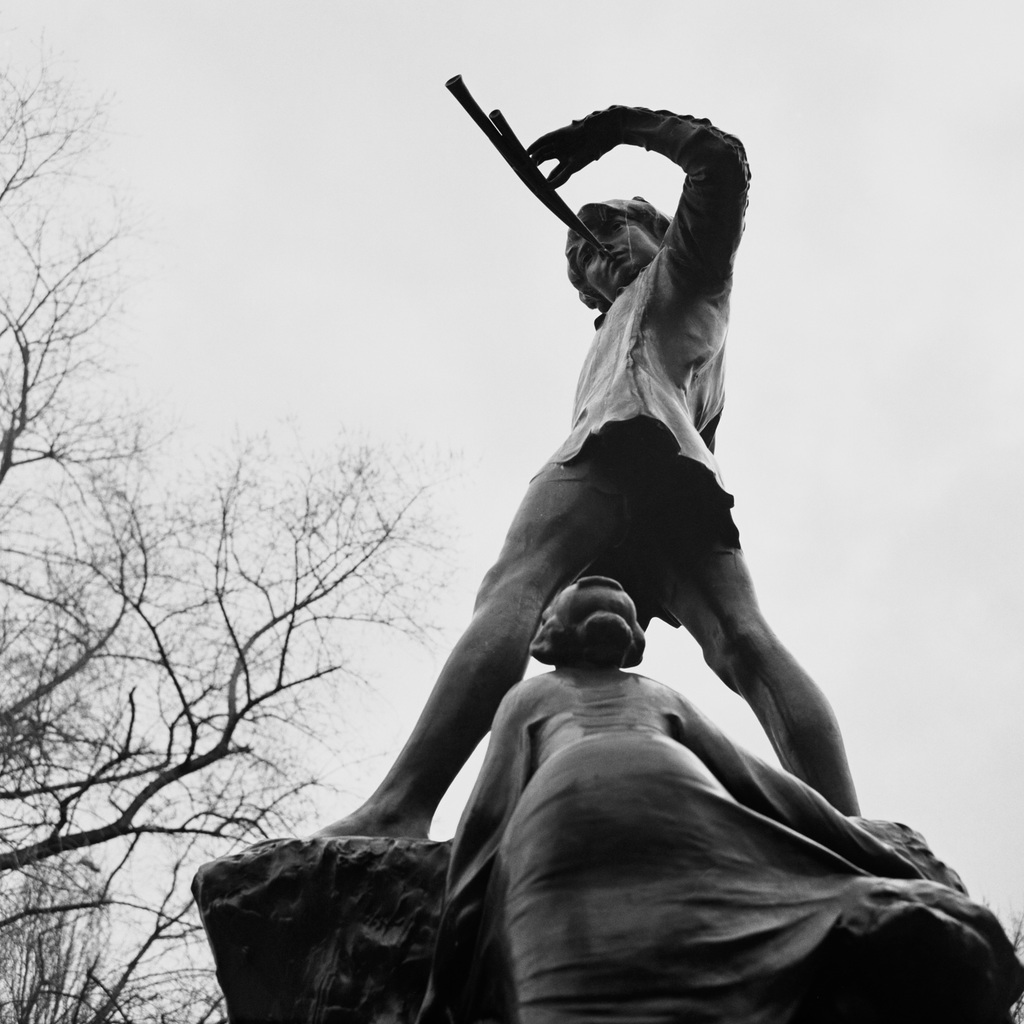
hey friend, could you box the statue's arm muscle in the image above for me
[529,106,748,283]
[620,108,750,283]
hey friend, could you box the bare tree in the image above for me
[0,57,127,488]
[0,54,448,1022]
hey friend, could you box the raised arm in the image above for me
[529,106,750,281]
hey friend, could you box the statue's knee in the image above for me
[730,618,772,658]
[707,617,772,687]
[474,560,507,608]
[473,557,550,620]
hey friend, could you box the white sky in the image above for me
[4,2,1023,914]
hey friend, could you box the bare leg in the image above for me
[668,546,861,815]
[316,470,623,838]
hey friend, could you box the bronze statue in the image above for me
[320,104,860,839]
[417,579,1024,1024]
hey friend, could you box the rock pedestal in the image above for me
[192,837,450,1024]
[194,829,1023,1024]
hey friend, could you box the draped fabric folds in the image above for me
[417,671,1023,1024]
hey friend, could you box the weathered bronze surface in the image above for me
[193,86,1024,1024]
[417,579,1024,1024]
[321,105,864,841]
[195,581,1024,1023]
[193,837,449,1024]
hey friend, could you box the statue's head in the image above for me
[530,576,646,669]
[566,197,670,313]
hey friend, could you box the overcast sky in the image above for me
[4,2,1022,914]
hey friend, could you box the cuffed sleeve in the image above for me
[621,108,749,282]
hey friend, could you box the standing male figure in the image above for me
[320,105,860,838]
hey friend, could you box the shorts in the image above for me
[535,419,741,629]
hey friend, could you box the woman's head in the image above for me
[530,576,646,668]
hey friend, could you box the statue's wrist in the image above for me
[577,105,631,146]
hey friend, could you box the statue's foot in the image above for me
[312,800,431,841]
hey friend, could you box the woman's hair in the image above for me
[530,576,646,668]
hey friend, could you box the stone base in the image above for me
[193,836,450,1024]
[194,829,1023,1024]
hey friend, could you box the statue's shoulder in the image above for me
[495,672,567,721]
[631,672,686,703]
[629,673,704,723]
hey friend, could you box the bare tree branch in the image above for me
[0,49,450,1022]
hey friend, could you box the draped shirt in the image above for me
[549,112,750,498]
